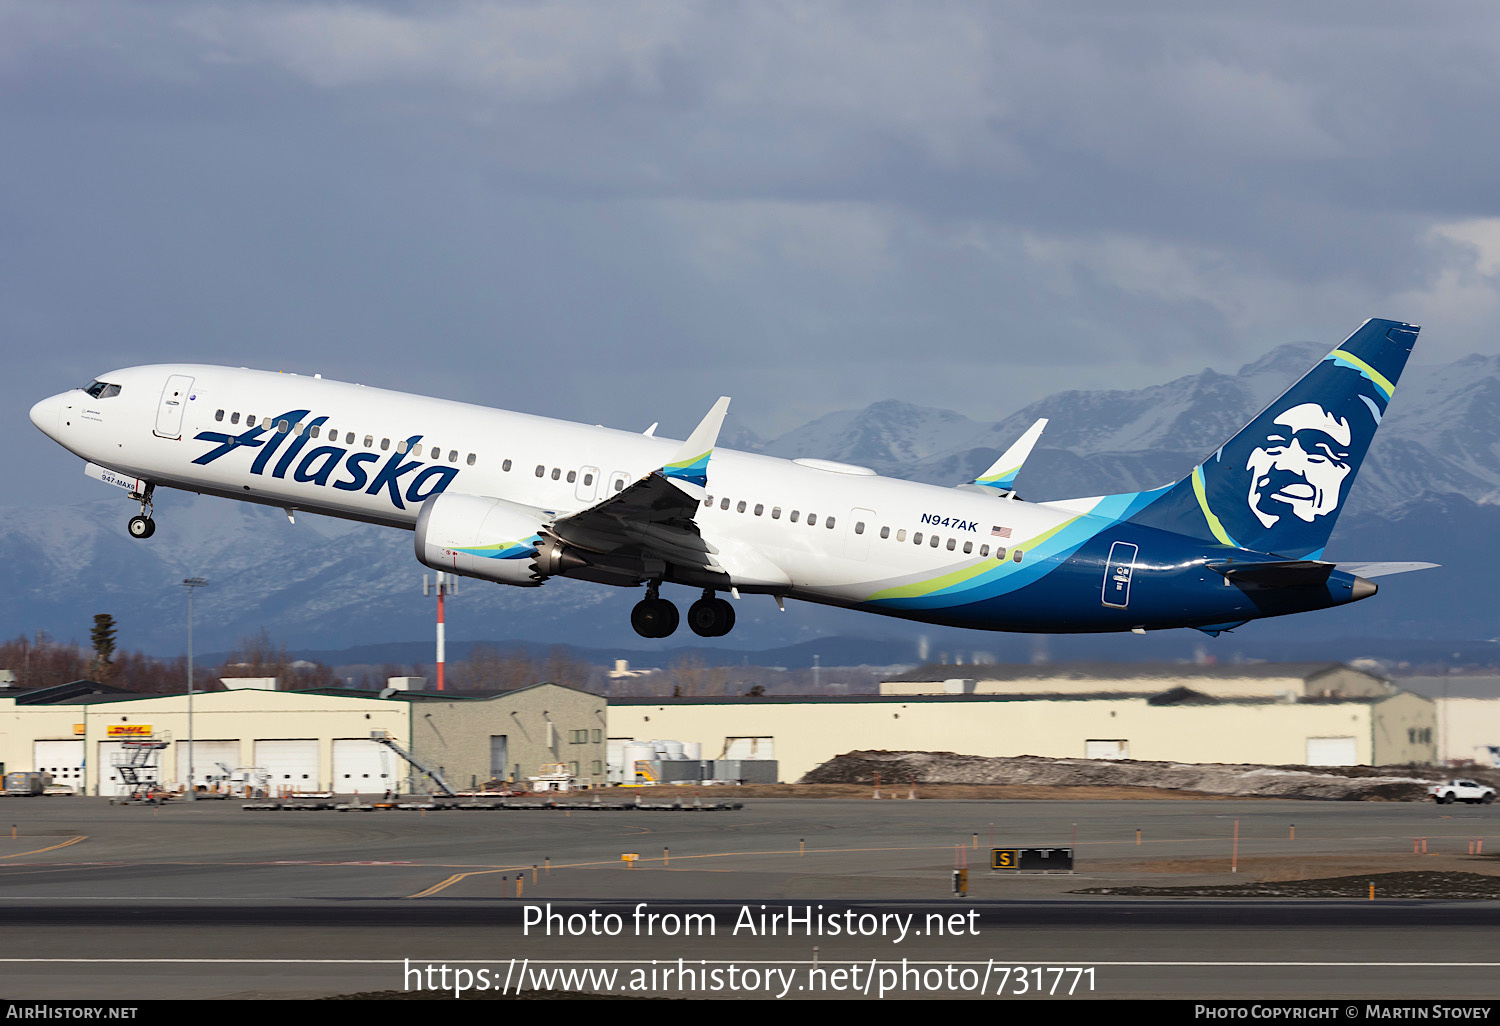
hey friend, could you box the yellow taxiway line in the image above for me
[0,836,86,859]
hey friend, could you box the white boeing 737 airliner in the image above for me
[30,319,1434,639]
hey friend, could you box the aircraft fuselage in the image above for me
[29,343,1397,638]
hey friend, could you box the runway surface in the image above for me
[0,796,1495,999]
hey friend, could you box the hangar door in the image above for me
[1305,736,1358,766]
[178,741,241,786]
[255,740,321,791]
[1085,739,1130,760]
[34,740,84,791]
[332,739,396,794]
[722,737,775,759]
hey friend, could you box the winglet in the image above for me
[661,397,731,489]
[963,418,1048,495]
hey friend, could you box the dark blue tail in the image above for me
[1126,318,1418,559]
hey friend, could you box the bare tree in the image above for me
[0,630,186,693]
[664,653,730,697]
[542,645,593,690]
[217,629,333,691]
[453,645,535,691]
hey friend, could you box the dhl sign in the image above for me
[107,724,152,738]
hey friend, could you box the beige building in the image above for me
[609,690,1437,782]
[3,688,411,796]
[1385,677,1500,767]
[1,680,607,795]
[1430,698,1500,766]
[409,683,607,791]
[881,662,1394,700]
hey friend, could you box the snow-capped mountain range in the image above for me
[743,343,1500,515]
[5,342,1497,657]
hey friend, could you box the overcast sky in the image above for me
[8,1,1500,503]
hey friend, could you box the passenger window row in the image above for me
[533,466,622,492]
[703,495,837,529]
[697,495,1023,561]
[213,409,478,466]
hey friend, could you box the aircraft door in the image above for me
[607,470,630,497]
[576,466,600,503]
[153,374,195,439]
[1101,541,1138,608]
[845,507,877,560]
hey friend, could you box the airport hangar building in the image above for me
[611,663,1438,782]
[1396,676,1500,767]
[4,681,605,796]
[0,664,1435,793]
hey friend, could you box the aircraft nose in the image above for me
[29,393,62,437]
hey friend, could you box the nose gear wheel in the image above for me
[127,485,155,540]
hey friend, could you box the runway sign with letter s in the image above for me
[991,847,1074,871]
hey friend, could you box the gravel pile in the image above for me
[798,750,1461,800]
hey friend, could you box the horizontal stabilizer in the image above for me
[1207,560,1335,588]
[1335,561,1439,579]
[962,418,1047,495]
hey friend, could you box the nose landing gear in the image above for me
[127,485,156,539]
[630,580,679,638]
[687,590,736,638]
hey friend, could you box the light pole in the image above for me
[181,577,208,800]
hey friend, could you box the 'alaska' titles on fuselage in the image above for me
[191,410,459,510]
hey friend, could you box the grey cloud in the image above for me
[6,1,1500,504]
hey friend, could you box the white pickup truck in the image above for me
[1427,779,1496,804]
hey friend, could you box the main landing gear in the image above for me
[630,585,738,639]
[127,485,156,540]
[630,581,679,639]
[687,589,735,638]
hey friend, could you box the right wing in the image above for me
[546,397,732,576]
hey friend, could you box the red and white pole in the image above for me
[423,572,456,691]
[436,575,446,692]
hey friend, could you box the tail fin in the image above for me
[1125,318,1418,559]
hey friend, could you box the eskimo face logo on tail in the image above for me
[192,410,459,511]
[1194,349,1393,555]
[1245,402,1352,527]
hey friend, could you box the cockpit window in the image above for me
[84,380,122,399]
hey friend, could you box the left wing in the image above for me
[960,418,1047,496]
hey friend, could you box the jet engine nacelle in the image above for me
[414,492,552,587]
